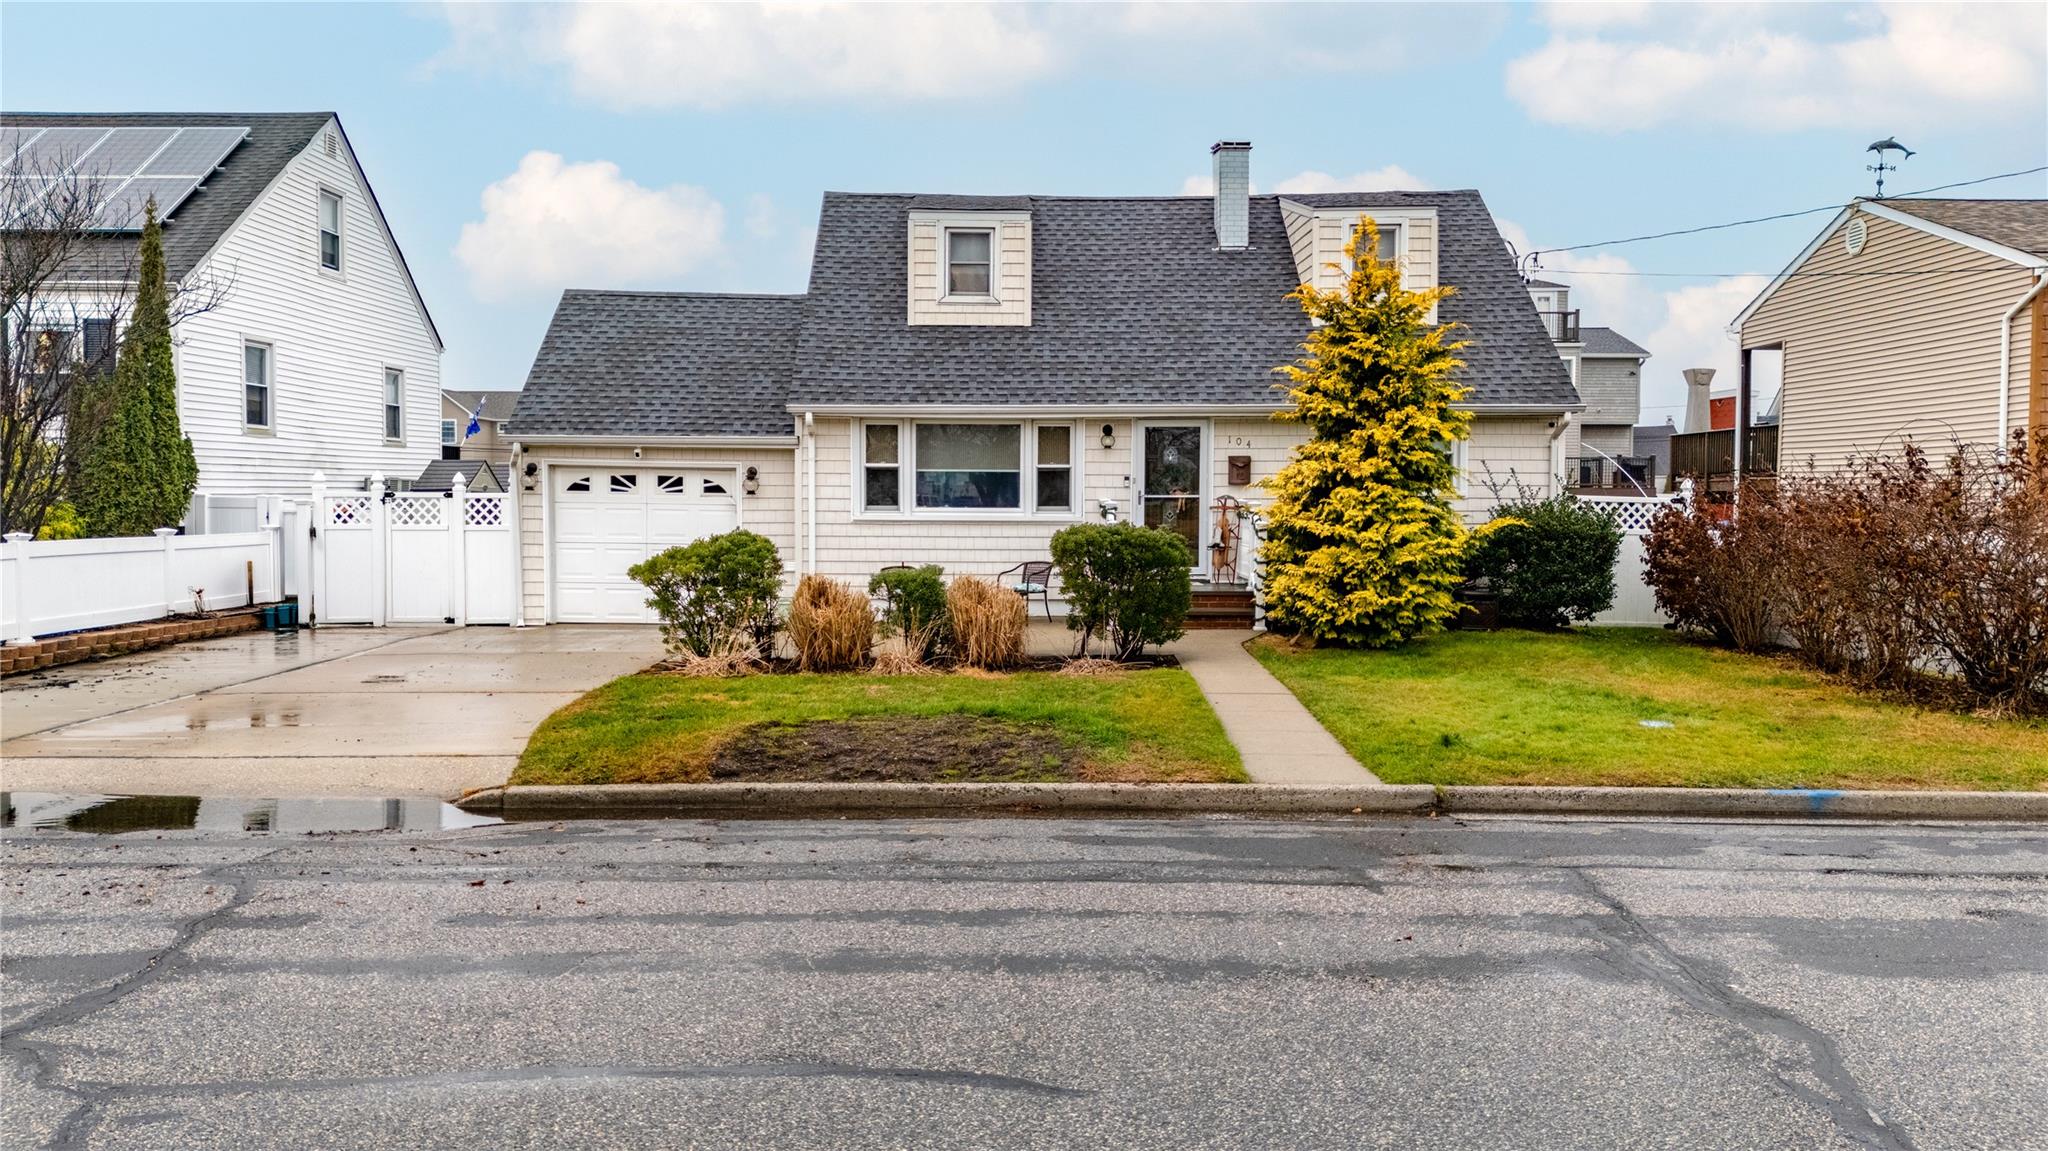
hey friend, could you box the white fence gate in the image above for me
[1580,491,1685,627]
[312,472,516,627]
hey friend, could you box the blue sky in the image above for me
[4,2,2042,421]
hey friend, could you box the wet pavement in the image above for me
[2,814,2043,1149]
[1,626,664,799]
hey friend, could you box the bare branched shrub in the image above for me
[787,575,874,672]
[869,628,941,677]
[668,635,766,678]
[1642,482,1785,652]
[946,576,1026,669]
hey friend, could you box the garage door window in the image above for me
[563,476,591,493]
[609,474,638,493]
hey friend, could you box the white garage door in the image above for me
[550,467,739,623]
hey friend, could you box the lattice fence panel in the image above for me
[464,495,507,528]
[386,495,445,528]
[327,497,371,527]
[1579,495,1680,534]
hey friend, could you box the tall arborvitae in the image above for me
[72,197,199,536]
[1258,216,1474,647]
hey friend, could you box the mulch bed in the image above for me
[707,715,1094,783]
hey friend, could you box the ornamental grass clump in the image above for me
[1258,215,1473,648]
[787,575,874,672]
[946,576,1026,669]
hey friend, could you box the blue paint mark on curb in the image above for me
[1767,789,1845,812]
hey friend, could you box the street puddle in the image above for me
[0,793,500,834]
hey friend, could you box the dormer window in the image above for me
[945,229,993,298]
[1345,221,1401,270]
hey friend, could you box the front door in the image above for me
[1138,424,1204,570]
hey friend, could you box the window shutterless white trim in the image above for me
[853,418,1082,521]
[1448,438,1470,498]
[317,187,343,274]
[441,419,458,446]
[241,338,273,432]
[382,367,405,443]
[942,227,996,301]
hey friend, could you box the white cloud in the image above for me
[1272,166,1430,194]
[743,193,778,239]
[435,2,1503,110]
[1179,166,1429,196]
[1506,2,2045,131]
[455,152,726,300]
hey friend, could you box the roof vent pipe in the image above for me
[1211,141,1251,250]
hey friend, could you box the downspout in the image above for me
[1548,412,1574,496]
[791,432,805,578]
[1999,270,2048,452]
[803,411,817,578]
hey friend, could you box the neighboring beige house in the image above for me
[1734,198,2047,474]
[502,142,1583,625]
[440,389,519,464]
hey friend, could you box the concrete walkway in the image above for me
[2,625,663,798]
[1167,631,1382,784]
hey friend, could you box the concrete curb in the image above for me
[456,782,2046,821]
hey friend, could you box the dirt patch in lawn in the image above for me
[707,715,1092,783]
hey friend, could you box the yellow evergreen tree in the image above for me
[1259,216,1472,647]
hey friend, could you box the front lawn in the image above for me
[515,668,1246,786]
[1250,629,2048,790]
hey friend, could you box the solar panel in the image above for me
[141,127,247,176]
[0,123,246,231]
[74,127,177,178]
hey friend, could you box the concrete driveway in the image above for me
[1,626,663,798]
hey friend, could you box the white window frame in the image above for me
[382,368,405,443]
[441,418,458,447]
[242,338,274,432]
[1448,438,1470,498]
[854,418,1081,521]
[317,187,344,274]
[1343,220,1403,275]
[942,227,997,302]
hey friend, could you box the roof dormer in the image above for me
[907,207,1031,327]
[1278,198,1440,323]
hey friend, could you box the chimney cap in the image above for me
[1210,140,1252,153]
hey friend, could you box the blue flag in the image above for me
[465,399,484,440]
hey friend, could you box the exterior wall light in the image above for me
[1100,423,1117,449]
[743,466,759,495]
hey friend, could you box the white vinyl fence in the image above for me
[1581,490,1686,627]
[2,525,285,644]
[311,471,516,626]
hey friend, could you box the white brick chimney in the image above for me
[1211,141,1251,250]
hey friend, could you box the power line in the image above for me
[1535,256,2041,280]
[1526,164,2048,262]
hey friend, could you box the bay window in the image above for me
[858,420,1077,515]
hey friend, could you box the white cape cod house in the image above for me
[502,142,1584,625]
[2,112,443,504]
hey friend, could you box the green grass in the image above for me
[1249,629,2048,790]
[514,668,1246,786]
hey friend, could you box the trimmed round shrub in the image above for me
[868,564,949,660]
[1465,496,1622,629]
[1050,522,1192,660]
[627,529,782,657]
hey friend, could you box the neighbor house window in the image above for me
[1035,424,1073,512]
[318,190,342,272]
[244,341,272,429]
[441,419,457,446]
[916,423,1020,509]
[862,422,901,510]
[945,229,993,297]
[81,318,115,373]
[383,369,404,440]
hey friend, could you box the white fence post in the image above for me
[4,532,34,643]
[448,471,469,626]
[368,472,388,627]
[309,472,326,627]
[155,528,180,616]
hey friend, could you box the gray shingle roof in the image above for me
[3,112,330,281]
[413,459,505,492]
[507,291,804,439]
[1579,326,1649,357]
[509,189,1579,438]
[441,389,522,422]
[1879,198,2048,259]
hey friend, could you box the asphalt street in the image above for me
[2,814,2044,1150]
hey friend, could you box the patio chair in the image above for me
[999,560,1055,621]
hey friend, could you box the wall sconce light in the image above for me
[743,466,759,495]
[1100,423,1117,449]
[522,461,539,493]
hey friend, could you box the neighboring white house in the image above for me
[502,141,1585,625]
[1,112,443,503]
